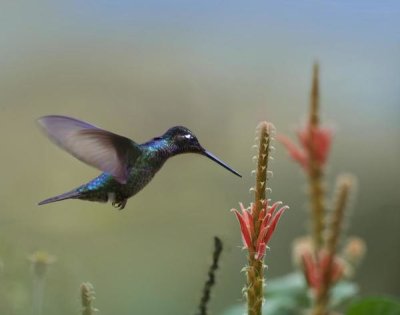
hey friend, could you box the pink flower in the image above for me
[232,200,288,260]
[301,250,345,294]
[278,125,332,171]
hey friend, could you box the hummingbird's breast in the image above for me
[116,151,167,198]
[77,142,170,203]
[77,169,157,204]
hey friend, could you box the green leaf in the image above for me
[347,297,400,315]
[222,273,308,315]
[220,304,244,315]
[262,296,299,315]
[330,281,359,308]
[266,272,310,309]
[221,296,298,315]
[266,272,306,297]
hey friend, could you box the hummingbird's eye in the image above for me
[175,133,197,144]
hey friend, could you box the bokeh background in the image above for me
[0,1,399,314]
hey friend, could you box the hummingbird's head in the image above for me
[163,126,202,153]
[163,126,241,177]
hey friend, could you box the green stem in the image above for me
[246,259,264,315]
[246,122,272,315]
[308,62,325,251]
[81,282,96,315]
[32,276,45,315]
[312,176,352,315]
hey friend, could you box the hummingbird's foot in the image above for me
[112,199,127,210]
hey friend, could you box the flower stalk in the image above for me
[248,122,271,315]
[233,122,288,315]
[312,175,353,315]
[278,63,332,251]
[308,63,325,251]
[81,282,97,315]
[280,63,365,315]
[28,251,56,315]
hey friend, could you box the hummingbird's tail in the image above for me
[38,190,81,206]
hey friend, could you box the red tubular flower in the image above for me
[233,203,253,249]
[301,250,345,295]
[232,200,288,260]
[278,124,332,171]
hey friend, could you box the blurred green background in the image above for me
[0,1,399,314]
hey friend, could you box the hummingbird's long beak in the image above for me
[203,150,242,177]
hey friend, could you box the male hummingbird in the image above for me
[38,116,241,209]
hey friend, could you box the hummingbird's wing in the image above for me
[37,115,141,184]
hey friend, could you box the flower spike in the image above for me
[278,126,332,172]
[231,121,288,315]
[232,200,288,260]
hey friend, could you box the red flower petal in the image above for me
[277,134,308,170]
[258,207,267,221]
[314,127,332,165]
[268,201,283,217]
[306,253,322,290]
[256,242,267,260]
[301,252,315,287]
[232,209,252,248]
[297,126,309,149]
[240,203,254,236]
[263,206,288,245]
[259,213,272,235]
[255,224,269,252]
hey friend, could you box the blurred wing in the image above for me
[37,115,141,184]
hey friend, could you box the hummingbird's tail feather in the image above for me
[38,190,81,206]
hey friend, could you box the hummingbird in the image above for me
[38,116,241,209]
